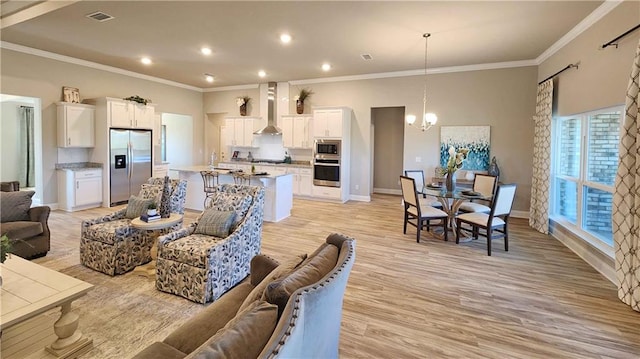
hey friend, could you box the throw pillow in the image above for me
[125,195,154,219]
[186,301,278,359]
[0,190,34,222]
[139,183,163,207]
[238,253,307,313]
[194,209,236,237]
[264,244,339,314]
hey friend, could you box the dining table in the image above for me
[421,184,492,242]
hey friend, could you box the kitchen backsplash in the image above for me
[57,147,91,164]
[229,135,312,163]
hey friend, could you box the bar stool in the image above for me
[200,170,219,208]
[232,172,250,185]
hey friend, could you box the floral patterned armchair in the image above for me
[80,178,187,276]
[155,184,265,303]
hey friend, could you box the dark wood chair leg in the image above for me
[455,219,461,244]
[504,223,509,251]
[403,211,408,234]
[416,219,421,243]
[487,227,492,256]
[443,218,448,241]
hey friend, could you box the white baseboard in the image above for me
[510,210,529,219]
[349,194,371,202]
[43,202,59,210]
[549,220,615,284]
[373,188,402,195]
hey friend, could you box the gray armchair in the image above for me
[0,190,50,259]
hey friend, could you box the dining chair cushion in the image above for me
[458,202,491,213]
[408,205,448,219]
[194,209,236,237]
[457,212,505,227]
[125,195,154,219]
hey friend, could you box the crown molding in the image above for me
[289,60,537,85]
[536,0,623,65]
[0,41,203,92]
[203,84,260,92]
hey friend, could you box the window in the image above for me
[551,107,622,249]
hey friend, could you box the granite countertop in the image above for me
[56,162,103,171]
[171,165,293,179]
[219,161,311,168]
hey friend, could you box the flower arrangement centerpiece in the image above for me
[236,96,251,116]
[124,95,151,105]
[440,146,469,192]
[295,88,313,114]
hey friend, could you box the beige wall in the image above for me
[203,66,538,211]
[1,49,204,205]
[539,1,640,115]
[372,106,405,192]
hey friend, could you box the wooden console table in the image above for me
[1,255,93,358]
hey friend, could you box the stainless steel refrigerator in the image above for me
[110,129,152,206]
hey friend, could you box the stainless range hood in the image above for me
[254,82,282,135]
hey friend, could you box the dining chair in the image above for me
[200,170,219,208]
[404,169,442,208]
[400,175,449,243]
[455,183,517,256]
[458,174,498,213]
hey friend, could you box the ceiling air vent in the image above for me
[361,54,373,61]
[86,11,115,22]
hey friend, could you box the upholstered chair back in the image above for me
[144,178,188,214]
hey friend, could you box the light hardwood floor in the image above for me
[34,194,640,358]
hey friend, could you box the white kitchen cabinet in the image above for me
[57,102,95,148]
[102,98,155,129]
[288,167,313,196]
[153,163,169,178]
[281,115,312,149]
[224,117,258,147]
[312,108,348,138]
[57,169,103,211]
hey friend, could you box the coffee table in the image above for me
[1,255,93,358]
[131,213,183,277]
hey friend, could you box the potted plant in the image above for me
[236,96,251,116]
[295,88,314,114]
[1,234,12,264]
[147,202,158,216]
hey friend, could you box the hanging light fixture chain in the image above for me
[422,33,430,129]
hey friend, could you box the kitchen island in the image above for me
[171,165,293,222]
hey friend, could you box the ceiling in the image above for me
[0,1,603,89]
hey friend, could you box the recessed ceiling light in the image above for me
[201,47,212,55]
[258,70,266,78]
[141,57,152,65]
[205,74,214,83]
[322,63,331,71]
[280,34,292,44]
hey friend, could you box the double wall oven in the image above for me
[313,139,341,187]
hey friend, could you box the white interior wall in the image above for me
[162,112,194,177]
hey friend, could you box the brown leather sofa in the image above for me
[0,190,50,259]
[132,233,356,359]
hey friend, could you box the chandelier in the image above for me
[406,33,437,131]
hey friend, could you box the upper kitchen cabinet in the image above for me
[224,117,258,147]
[312,107,351,138]
[86,97,155,129]
[280,115,312,149]
[57,102,95,147]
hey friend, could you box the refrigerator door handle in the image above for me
[128,141,133,182]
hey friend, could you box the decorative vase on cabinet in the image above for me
[296,100,304,114]
[239,104,247,116]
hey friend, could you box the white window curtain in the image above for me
[612,38,640,313]
[529,79,553,234]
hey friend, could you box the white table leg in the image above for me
[45,301,93,358]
